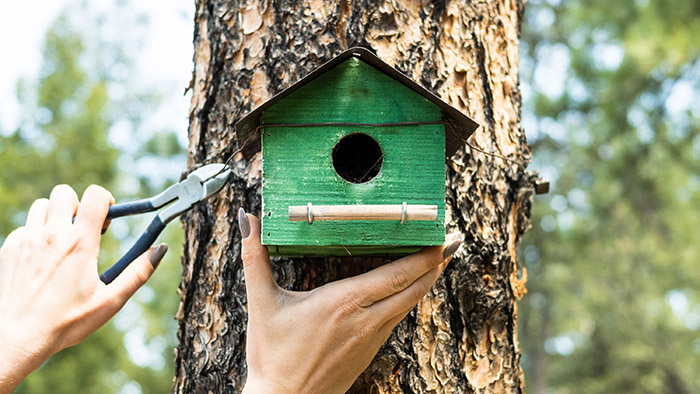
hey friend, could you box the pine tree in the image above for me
[175,1,535,392]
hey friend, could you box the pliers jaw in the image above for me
[197,163,232,201]
[151,163,232,224]
[99,163,231,284]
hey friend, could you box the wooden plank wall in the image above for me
[261,58,447,255]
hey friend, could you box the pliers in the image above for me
[100,163,231,284]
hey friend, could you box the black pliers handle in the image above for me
[100,163,231,284]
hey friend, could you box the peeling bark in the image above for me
[175,1,535,393]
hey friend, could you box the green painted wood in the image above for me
[261,123,445,249]
[267,245,423,258]
[260,57,446,256]
[262,57,441,124]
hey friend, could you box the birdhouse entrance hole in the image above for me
[332,133,383,183]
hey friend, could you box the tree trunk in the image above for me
[174,1,534,393]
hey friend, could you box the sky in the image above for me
[0,0,195,142]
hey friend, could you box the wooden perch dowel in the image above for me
[288,203,438,223]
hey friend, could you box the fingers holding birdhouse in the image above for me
[349,233,463,307]
[239,209,280,307]
[376,262,449,333]
[372,261,447,328]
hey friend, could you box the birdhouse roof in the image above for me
[234,47,479,160]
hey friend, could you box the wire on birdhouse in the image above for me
[211,131,262,180]
[215,120,530,179]
[442,123,528,170]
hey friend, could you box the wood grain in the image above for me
[260,59,445,254]
[262,57,440,124]
[269,244,423,257]
[288,204,438,222]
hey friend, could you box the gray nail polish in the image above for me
[238,207,250,238]
[150,243,168,268]
[442,236,462,259]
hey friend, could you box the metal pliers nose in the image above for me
[100,163,231,284]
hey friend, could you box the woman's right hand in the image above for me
[0,185,166,394]
[238,209,462,394]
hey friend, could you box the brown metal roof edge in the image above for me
[235,47,480,159]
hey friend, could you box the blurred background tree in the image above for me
[0,3,185,393]
[519,0,700,393]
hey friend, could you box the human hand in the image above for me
[238,209,462,394]
[0,185,168,393]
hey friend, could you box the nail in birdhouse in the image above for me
[235,47,479,257]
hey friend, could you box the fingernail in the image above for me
[238,207,250,238]
[442,234,463,260]
[150,243,168,268]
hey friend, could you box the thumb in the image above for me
[102,243,167,308]
[239,208,278,305]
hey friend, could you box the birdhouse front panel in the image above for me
[260,57,446,257]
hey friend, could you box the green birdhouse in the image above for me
[235,47,479,257]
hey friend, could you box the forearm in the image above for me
[0,322,53,394]
[241,375,296,394]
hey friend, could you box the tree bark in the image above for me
[174,1,534,393]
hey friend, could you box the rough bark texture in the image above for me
[175,1,534,393]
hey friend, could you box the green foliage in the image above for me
[519,0,700,392]
[1,5,184,394]
[0,18,117,238]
